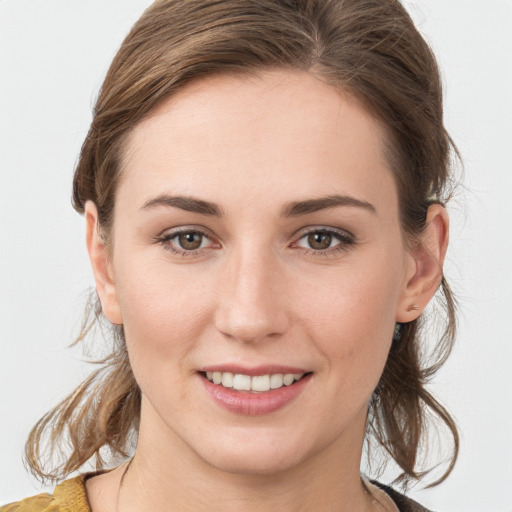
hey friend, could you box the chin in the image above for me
[204,448,304,477]
[189,426,318,477]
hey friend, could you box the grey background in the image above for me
[1,1,511,509]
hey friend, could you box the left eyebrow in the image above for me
[281,194,377,217]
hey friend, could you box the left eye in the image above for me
[295,230,348,251]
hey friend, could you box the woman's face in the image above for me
[90,70,419,475]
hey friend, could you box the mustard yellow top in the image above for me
[0,476,90,512]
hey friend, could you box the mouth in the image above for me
[201,371,311,392]
[199,368,312,415]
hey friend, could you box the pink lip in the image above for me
[200,372,312,416]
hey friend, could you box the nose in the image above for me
[214,248,290,344]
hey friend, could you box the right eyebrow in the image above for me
[141,194,224,217]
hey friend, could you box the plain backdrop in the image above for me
[1,1,511,510]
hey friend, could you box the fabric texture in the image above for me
[1,476,433,512]
[1,477,89,512]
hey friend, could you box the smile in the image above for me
[205,371,306,392]
[200,368,312,415]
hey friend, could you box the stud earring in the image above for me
[407,304,420,312]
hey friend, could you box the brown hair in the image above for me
[26,0,459,486]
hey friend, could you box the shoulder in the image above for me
[1,476,90,512]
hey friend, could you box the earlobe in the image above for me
[85,201,123,325]
[396,204,449,323]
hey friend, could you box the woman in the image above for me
[2,0,459,510]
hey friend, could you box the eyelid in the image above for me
[156,224,214,238]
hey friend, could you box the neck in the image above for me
[116,401,373,512]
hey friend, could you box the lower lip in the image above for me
[201,374,312,416]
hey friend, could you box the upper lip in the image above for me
[199,364,309,376]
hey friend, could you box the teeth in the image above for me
[221,372,234,388]
[270,374,284,389]
[252,375,271,392]
[283,374,295,386]
[233,374,251,391]
[205,371,305,391]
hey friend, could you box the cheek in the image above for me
[113,256,215,369]
[115,264,219,417]
[292,258,402,385]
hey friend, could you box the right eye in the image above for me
[157,229,216,256]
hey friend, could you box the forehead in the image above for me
[118,69,396,215]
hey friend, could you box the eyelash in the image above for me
[155,226,356,258]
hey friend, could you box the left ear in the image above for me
[396,204,449,323]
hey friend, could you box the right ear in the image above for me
[85,201,123,325]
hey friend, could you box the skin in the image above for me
[85,70,448,511]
